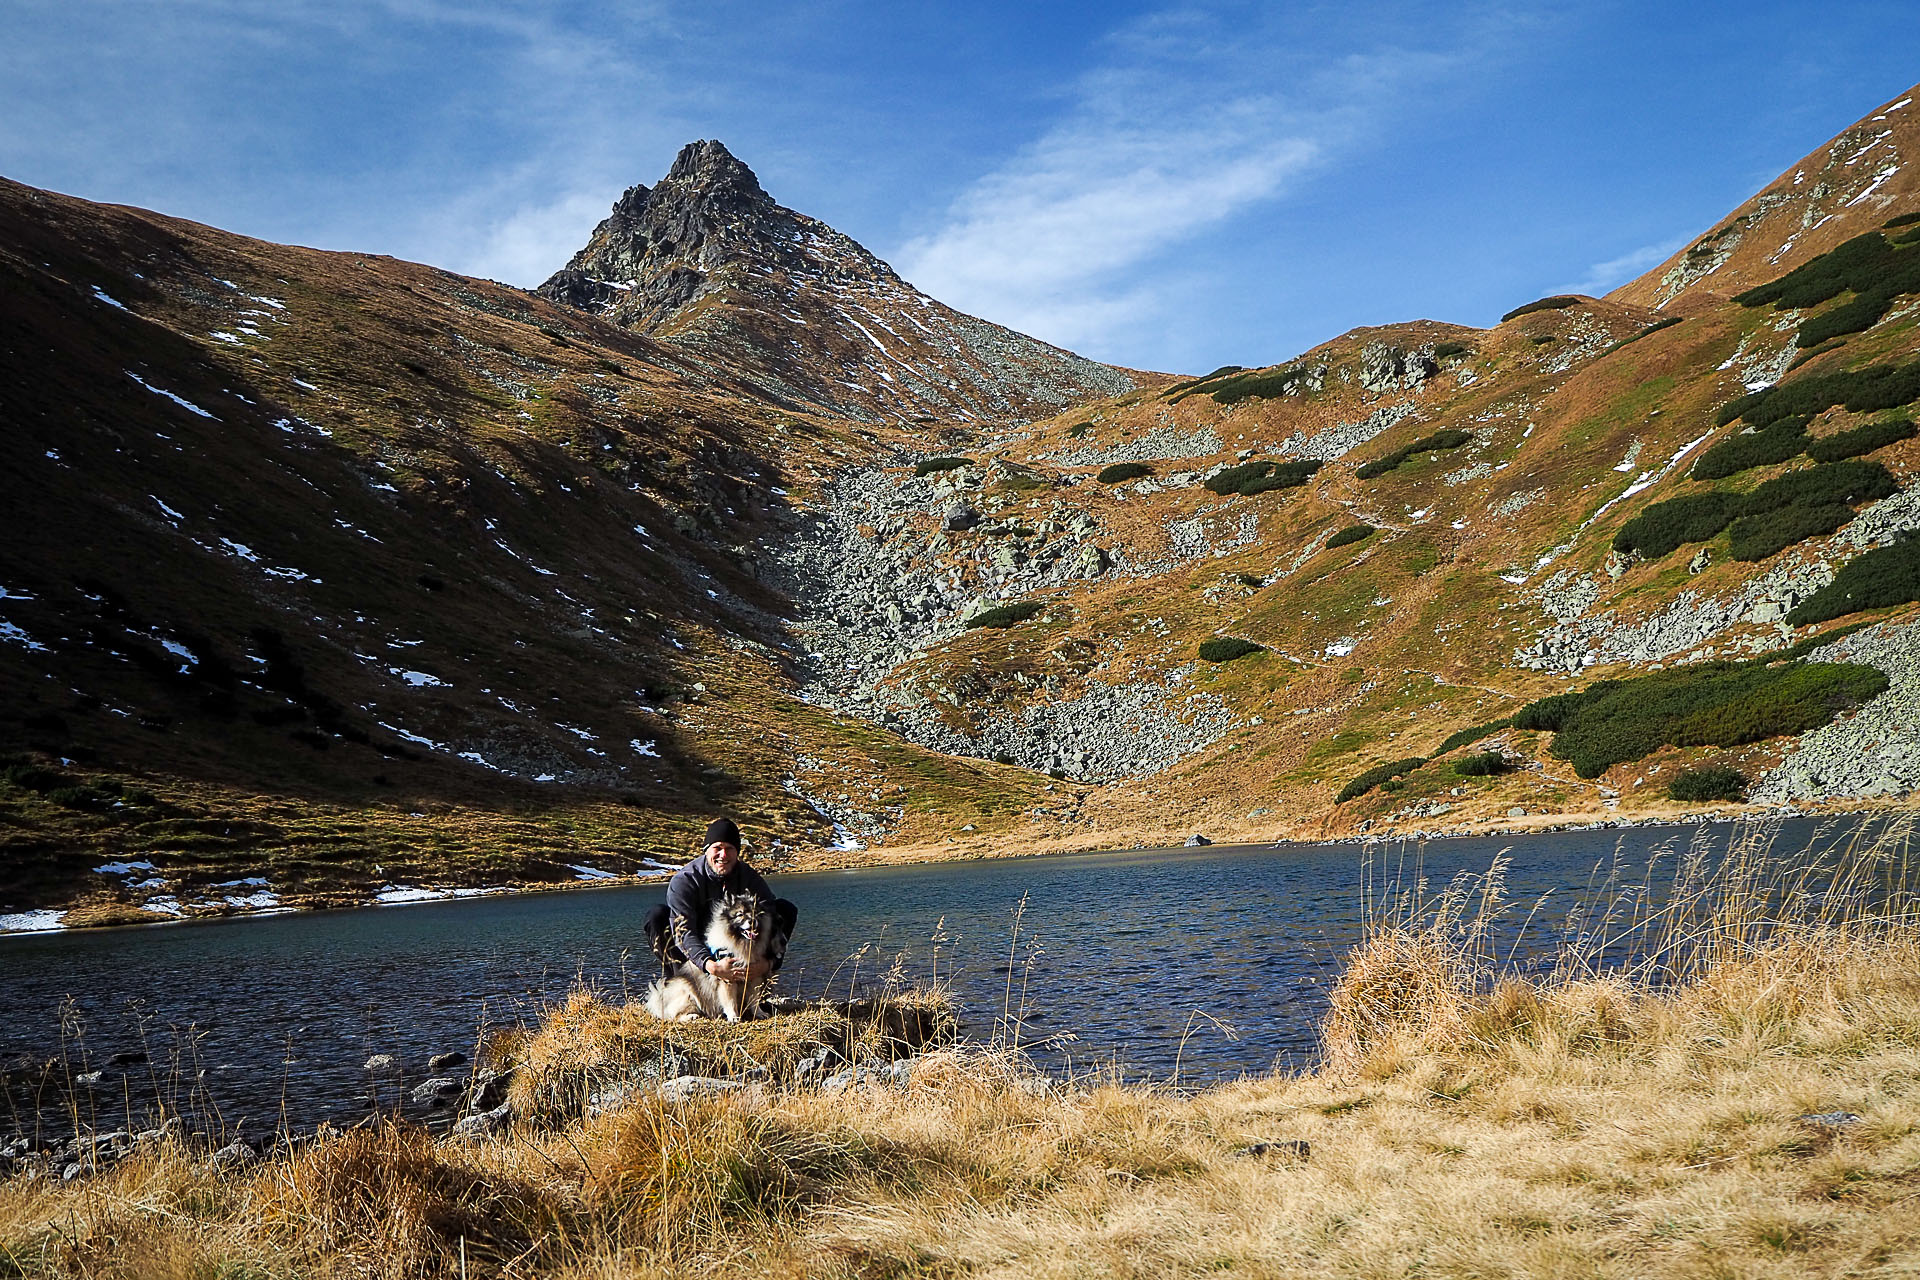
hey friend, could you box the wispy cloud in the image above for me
[892,7,1484,360]
[1554,236,1688,297]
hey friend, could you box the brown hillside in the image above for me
[1612,82,1920,308]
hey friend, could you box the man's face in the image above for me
[705,841,740,876]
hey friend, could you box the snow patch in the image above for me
[90,286,127,311]
[127,372,216,420]
[0,910,67,933]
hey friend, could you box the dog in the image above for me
[644,889,785,1022]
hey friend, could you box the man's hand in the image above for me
[705,957,770,982]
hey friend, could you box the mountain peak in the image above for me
[662,138,768,203]
[535,143,1135,423]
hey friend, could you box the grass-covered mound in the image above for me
[1789,538,1920,624]
[965,601,1044,629]
[1510,659,1889,778]
[505,988,958,1123]
[914,456,971,477]
[1336,756,1426,802]
[1202,459,1322,496]
[1095,462,1152,484]
[1326,523,1376,549]
[1733,229,1920,347]
[1356,429,1472,480]
[1198,636,1264,663]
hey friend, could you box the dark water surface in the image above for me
[0,816,1891,1136]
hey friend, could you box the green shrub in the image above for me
[1452,750,1510,777]
[1516,660,1887,778]
[1356,429,1473,480]
[1715,359,1920,429]
[1326,523,1376,549]
[965,601,1043,629]
[1432,342,1471,359]
[1886,212,1920,229]
[1208,367,1310,405]
[1206,461,1272,494]
[1616,460,1895,560]
[1806,417,1915,462]
[1161,364,1246,399]
[3,763,62,791]
[914,456,971,478]
[1336,757,1427,802]
[1788,537,1920,624]
[1501,295,1582,323]
[1732,230,1920,347]
[1612,492,1742,558]
[1066,422,1093,438]
[1727,502,1856,561]
[1435,718,1513,754]
[1667,766,1747,802]
[1744,459,1898,512]
[1097,462,1153,484]
[1239,461,1323,495]
[1198,636,1265,662]
[1689,420,1810,480]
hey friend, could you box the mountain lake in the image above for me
[0,814,1902,1139]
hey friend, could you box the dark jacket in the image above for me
[664,854,778,969]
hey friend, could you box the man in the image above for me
[643,817,798,983]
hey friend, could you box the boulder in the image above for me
[207,1140,258,1172]
[427,1051,467,1072]
[1184,834,1212,847]
[409,1076,461,1104]
[450,1102,514,1140]
[363,1053,399,1075]
[944,504,980,532]
[657,1076,744,1102]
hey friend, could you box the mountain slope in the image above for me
[1613,82,1919,308]
[536,140,1139,425]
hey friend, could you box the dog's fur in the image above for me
[644,890,784,1022]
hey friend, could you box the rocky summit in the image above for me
[3,84,1920,930]
[536,140,1137,425]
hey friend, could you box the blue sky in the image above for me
[3,1,1915,375]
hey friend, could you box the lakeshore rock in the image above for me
[427,1051,467,1072]
[451,1101,514,1140]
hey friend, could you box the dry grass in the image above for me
[7,824,1920,1278]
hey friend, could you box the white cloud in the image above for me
[891,9,1480,359]
[1555,236,1688,297]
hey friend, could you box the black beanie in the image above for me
[704,817,741,848]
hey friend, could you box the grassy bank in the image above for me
[4,824,1918,1277]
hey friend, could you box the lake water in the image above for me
[0,816,1896,1139]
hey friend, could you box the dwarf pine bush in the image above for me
[1667,765,1748,802]
[1198,636,1264,662]
[1788,537,1920,624]
[1501,295,1582,323]
[1435,718,1513,755]
[1511,660,1888,778]
[1327,523,1376,549]
[965,601,1043,629]
[1096,463,1153,484]
[914,456,971,478]
[1337,757,1427,802]
[1733,230,1920,347]
[1806,417,1915,463]
[1689,419,1811,481]
[1452,751,1510,777]
[1356,430,1472,480]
